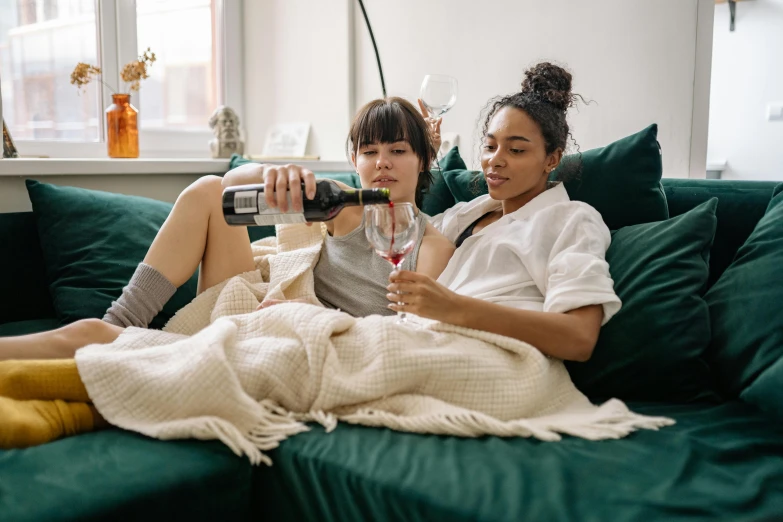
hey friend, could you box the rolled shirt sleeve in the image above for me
[542,205,622,325]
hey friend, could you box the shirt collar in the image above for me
[506,182,570,222]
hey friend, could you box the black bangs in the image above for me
[353,100,410,149]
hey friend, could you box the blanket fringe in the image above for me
[334,399,673,443]
[209,400,310,465]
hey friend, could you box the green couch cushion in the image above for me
[25,180,199,328]
[566,199,718,403]
[0,212,55,323]
[705,184,783,406]
[254,401,783,522]
[440,125,668,230]
[663,179,779,287]
[742,358,783,420]
[0,430,253,521]
[422,146,461,216]
[0,318,60,337]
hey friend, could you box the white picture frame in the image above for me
[261,122,311,158]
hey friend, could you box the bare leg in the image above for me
[0,319,123,361]
[2,176,255,360]
[142,175,256,294]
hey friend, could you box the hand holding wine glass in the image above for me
[419,74,458,119]
[365,203,420,323]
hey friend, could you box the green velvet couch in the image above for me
[1,153,783,519]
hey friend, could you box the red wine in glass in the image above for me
[377,244,415,268]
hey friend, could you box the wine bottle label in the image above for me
[233,191,258,214]
[252,193,306,226]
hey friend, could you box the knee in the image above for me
[62,318,120,348]
[178,175,224,207]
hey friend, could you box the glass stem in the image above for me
[394,262,406,323]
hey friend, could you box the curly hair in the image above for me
[346,97,436,208]
[478,62,584,185]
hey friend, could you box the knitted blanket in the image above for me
[75,224,673,465]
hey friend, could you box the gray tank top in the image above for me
[313,212,428,317]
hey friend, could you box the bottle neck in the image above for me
[342,188,390,206]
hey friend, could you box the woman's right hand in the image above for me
[222,163,316,213]
[262,164,316,213]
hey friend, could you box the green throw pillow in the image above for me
[705,184,783,407]
[25,180,199,329]
[566,199,719,403]
[442,125,668,230]
[422,146,461,216]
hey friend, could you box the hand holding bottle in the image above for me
[261,164,317,213]
[222,163,317,213]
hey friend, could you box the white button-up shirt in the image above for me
[431,183,621,325]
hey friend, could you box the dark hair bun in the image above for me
[520,62,575,112]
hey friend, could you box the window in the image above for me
[136,0,217,131]
[0,0,100,142]
[0,0,243,157]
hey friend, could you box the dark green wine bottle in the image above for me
[223,180,391,226]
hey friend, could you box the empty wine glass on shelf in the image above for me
[365,203,420,324]
[419,74,458,118]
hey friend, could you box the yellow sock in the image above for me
[0,397,95,449]
[0,359,89,402]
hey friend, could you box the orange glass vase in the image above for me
[106,94,139,158]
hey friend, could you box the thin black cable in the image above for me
[356,0,386,98]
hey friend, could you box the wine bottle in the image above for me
[223,180,391,226]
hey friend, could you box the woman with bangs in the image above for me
[0,97,453,361]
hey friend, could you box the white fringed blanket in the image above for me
[75,224,673,465]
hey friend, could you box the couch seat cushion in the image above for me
[253,402,783,522]
[0,430,252,522]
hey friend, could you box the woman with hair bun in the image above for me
[395,62,620,362]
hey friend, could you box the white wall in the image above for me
[354,0,703,177]
[243,0,353,161]
[707,0,783,181]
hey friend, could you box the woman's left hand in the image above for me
[387,270,464,323]
[417,99,442,153]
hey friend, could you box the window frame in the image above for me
[4,0,244,159]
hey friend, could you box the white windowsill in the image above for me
[0,158,231,176]
[0,158,355,176]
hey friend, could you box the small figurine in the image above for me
[208,106,244,159]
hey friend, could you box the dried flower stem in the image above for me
[71,47,156,94]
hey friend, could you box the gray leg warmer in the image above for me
[102,263,177,328]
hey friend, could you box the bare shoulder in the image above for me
[421,223,455,253]
[422,221,451,242]
[416,224,455,279]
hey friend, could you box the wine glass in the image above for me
[419,74,458,118]
[365,203,420,323]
